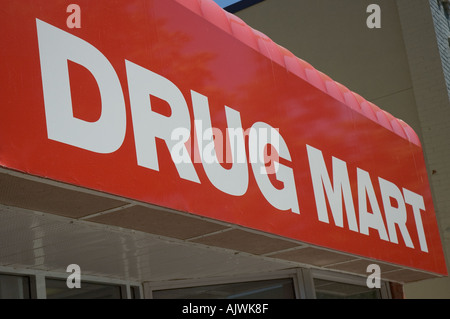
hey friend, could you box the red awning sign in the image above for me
[0,0,446,275]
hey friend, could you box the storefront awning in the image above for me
[0,0,447,280]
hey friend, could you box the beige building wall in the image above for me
[236,0,450,298]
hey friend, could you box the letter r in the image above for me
[125,60,200,183]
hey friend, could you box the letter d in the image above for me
[36,19,126,153]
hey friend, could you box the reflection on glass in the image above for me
[46,278,122,299]
[153,278,295,299]
[314,278,382,299]
[0,274,30,299]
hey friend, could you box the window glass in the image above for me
[153,278,295,299]
[46,278,122,299]
[313,278,382,299]
[130,286,141,299]
[0,274,30,299]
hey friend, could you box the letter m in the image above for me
[306,145,358,232]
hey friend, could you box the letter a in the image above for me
[66,4,81,29]
[366,4,381,29]
[66,264,81,289]
[366,264,381,289]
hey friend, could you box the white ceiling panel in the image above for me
[0,204,293,282]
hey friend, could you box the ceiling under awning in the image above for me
[0,168,440,284]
